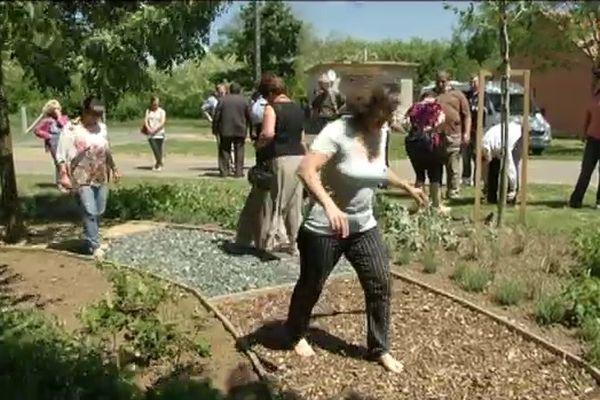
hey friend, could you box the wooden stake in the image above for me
[474,70,487,224]
[520,70,531,225]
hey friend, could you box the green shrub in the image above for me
[111,92,148,122]
[492,278,525,306]
[395,246,413,266]
[0,303,138,399]
[105,182,247,229]
[580,317,600,342]
[80,267,211,365]
[586,339,600,366]
[534,289,568,325]
[572,227,600,277]
[421,248,437,274]
[451,263,492,293]
[563,275,600,326]
[375,195,458,253]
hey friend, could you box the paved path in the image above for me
[13,146,592,185]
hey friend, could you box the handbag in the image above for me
[248,162,274,191]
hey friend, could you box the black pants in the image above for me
[218,136,245,177]
[570,137,600,206]
[148,138,164,167]
[462,140,475,180]
[286,226,391,357]
[405,137,443,184]
[486,156,520,204]
[385,130,391,167]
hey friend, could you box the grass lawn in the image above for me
[111,138,255,158]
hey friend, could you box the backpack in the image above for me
[251,97,267,125]
[406,102,443,152]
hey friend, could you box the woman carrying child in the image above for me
[32,99,70,188]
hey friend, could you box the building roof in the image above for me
[305,61,419,74]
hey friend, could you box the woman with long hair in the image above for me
[235,72,306,256]
[285,83,427,373]
[142,95,167,171]
[56,96,120,258]
[32,99,70,187]
[404,91,449,213]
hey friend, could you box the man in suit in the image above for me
[212,83,250,177]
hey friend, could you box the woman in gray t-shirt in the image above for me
[285,83,427,373]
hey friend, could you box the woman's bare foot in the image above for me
[293,338,315,357]
[379,353,403,373]
[437,205,452,216]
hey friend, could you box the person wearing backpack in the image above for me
[404,91,449,213]
[433,71,471,201]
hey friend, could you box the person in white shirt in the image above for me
[481,121,523,203]
[143,96,167,171]
[286,83,427,374]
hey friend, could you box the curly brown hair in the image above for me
[258,71,287,99]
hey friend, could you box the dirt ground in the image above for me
[0,249,258,395]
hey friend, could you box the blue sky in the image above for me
[209,1,469,43]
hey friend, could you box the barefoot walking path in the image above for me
[100,223,599,399]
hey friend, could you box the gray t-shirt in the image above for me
[303,117,389,235]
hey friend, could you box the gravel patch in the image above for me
[105,227,352,297]
[218,278,598,399]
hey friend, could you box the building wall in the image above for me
[512,22,594,137]
[305,63,417,116]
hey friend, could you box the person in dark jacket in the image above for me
[212,83,251,177]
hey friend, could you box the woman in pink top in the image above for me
[32,100,70,186]
[569,87,600,208]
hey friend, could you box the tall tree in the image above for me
[213,0,303,88]
[0,1,228,243]
[540,1,600,87]
[452,1,600,74]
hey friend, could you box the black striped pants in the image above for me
[286,226,391,357]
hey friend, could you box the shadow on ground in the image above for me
[238,320,368,368]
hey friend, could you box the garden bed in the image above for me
[0,249,261,398]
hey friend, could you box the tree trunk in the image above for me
[497,0,511,228]
[254,0,261,83]
[0,49,26,243]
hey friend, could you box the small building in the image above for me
[511,14,596,137]
[305,61,419,117]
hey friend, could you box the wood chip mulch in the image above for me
[218,277,598,400]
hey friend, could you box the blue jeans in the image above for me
[77,185,108,253]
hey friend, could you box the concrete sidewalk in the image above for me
[13,146,591,185]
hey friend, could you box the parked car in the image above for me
[420,80,552,155]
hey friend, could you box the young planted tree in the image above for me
[448,0,537,226]
[0,1,228,243]
[497,0,511,226]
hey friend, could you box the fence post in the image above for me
[21,106,28,134]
